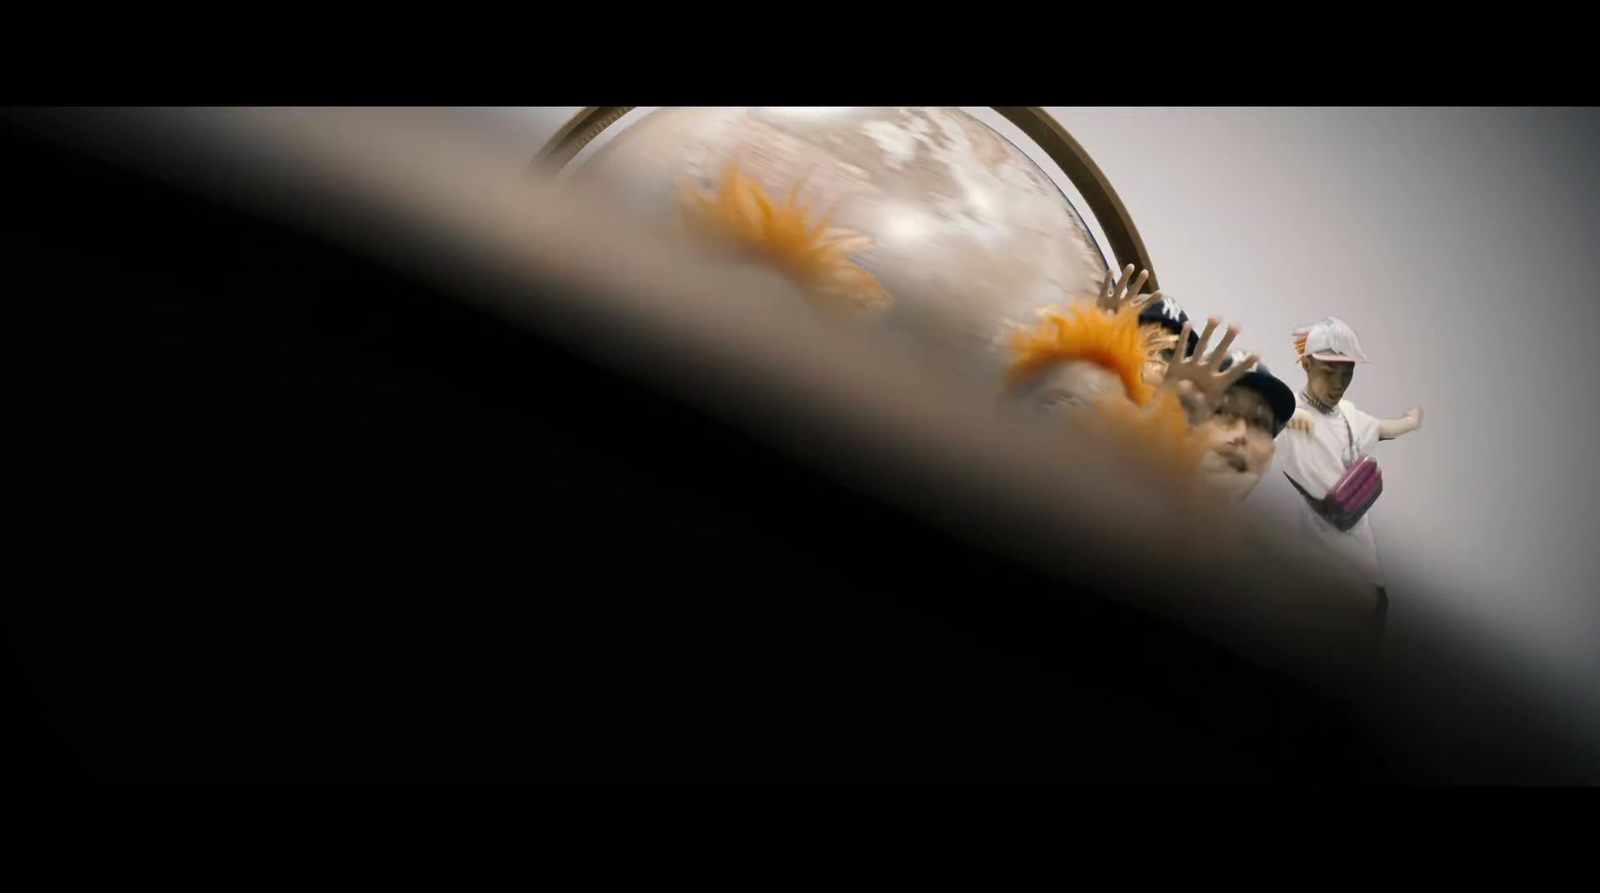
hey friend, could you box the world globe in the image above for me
[553,107,1122,374]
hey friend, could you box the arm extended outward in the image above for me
[1286,405,1422,440]
[1378,406,1423,441]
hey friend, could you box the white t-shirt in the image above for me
[1271,394,1386,587]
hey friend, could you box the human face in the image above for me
[1302,357,1354,405]
[1142,328,1181,386]
[1023,360,1129,417]
[1197,385,1278,500]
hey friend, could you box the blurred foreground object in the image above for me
[4,108,1594,784]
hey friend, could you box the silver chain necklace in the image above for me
[1302,391,1339,415]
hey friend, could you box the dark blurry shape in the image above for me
[3,109,1593,785]
[1,646,84,784]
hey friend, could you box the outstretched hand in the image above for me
[1405,406,1424,428]
[1158,316,1258,424]
[1095,264,1159,317]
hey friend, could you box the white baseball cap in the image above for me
[1293,317,1369,363]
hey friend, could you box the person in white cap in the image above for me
[1276,317,1423,628]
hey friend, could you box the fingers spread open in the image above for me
[1193,316,1220,359]
[1208,323,1240,366]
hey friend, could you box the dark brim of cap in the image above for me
[1235,370,1297,436]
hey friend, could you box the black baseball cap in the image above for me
[1139,294,1202,358]
[1218,351,1296,436]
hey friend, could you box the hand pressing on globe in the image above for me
[1158,316,1257,425]
[1095,264,1159,317]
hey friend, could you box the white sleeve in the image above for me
[1273,427,1313,490]
[1341,401,1382,453]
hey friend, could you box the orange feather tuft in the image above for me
[1006,299,1157,407]
[678,161,892,314]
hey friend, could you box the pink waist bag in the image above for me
[1323,456,1383,531]
[1287,456,1383,532]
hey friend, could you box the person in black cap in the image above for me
[1137,293,1202,387]
[1089,263,1201,388]
[1196,350,1297,502]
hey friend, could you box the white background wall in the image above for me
[497,107,1600,699]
